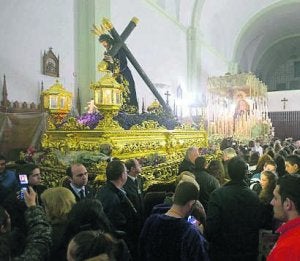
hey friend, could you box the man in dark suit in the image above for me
[65,163,94,202]
[124,159,144,218]
[96,160,138,260]
[178,147,200,175]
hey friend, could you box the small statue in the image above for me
[85,99,98,114]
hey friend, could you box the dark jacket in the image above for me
[123,176,144,218]
[178,159,195,174]
[14,206,52,261]
[96,181,139,260]
[205,180,262,261]
[64,183,94,202]
[194,170,220,211]
[96,181,136,231]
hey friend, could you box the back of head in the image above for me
[176,171,195,184]
[274,154,286,177]
[207,159,225,182]
[106,160,125,181]
[278,174,300,213]
[227,157,247,181]
[265,147,275,159]
[125,159,135,172]
[185,147,199,162]
[176,171,200,191]
[41,187,76,223]
[173,181,199,206]
[249,151,260,166]
[65,199,112,242]
[68,230,118,261]
[223,147,237,161]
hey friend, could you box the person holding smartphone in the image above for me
[139,182,209,261]
[0,186,52,260]
[16,163,47,205]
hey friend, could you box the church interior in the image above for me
[1,1,300,260]
[1,0,300,182]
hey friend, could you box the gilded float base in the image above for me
[40,122,208,190]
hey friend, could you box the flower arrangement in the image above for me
[20,146,46,164]
[77,112,103,129]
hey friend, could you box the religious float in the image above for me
[206,73,273,144]
[38,18,208,190]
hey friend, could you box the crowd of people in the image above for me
[1,137,300,260]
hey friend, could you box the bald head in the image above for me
[185,147,200,164]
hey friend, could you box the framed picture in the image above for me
[43,48,59,77]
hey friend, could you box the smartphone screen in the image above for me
[187,215,199,226]
[18,174,29,200]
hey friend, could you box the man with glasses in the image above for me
[0,155,18,204]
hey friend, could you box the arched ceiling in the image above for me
[234,1,300,83]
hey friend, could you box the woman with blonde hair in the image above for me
[41,187,76,260]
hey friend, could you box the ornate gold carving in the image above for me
[42,80,72,113]
[95,112,123,130]
[102,17,113,30]
[60,117,89,130]
[130,120,165,130]
[90,74,124,130]
[40,125,208,189]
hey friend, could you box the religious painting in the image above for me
[43,48,59,77]
[234,90,250,118]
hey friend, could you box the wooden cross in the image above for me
[281,97,288,110]
[164,91,171,105]
[103,18,170,112]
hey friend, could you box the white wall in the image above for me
[110,0,188,108]
[0,0,75,104]
[268,90,300,112]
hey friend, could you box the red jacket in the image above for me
[267,217,300,260]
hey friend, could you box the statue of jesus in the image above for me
[98,34,139,113]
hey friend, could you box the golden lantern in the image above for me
[90,74,123,129]
[42,80,72,123]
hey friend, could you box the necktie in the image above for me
[134,179,138,187]
[79,189,85,199]
[135,179,142,194]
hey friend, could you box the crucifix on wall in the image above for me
[281,97,288,110]
[164,91,171,105]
